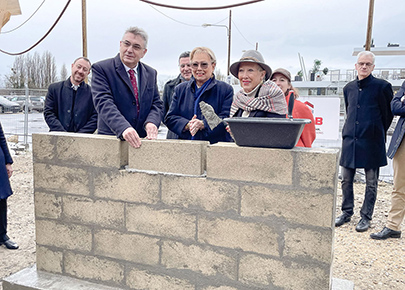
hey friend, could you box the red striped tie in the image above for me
[128,69,140,115]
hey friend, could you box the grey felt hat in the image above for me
[230,50,272,80]
[271,68,292,82]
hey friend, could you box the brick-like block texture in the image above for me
[33,132,128,168]
[240,185,334,228]
[29,134,338,290]
[129,139,208,175]
[162,175,239,212]
[207,143,293,184]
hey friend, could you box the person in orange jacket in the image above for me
[271,68,316,147]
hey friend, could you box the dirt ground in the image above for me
[0,153,404,290]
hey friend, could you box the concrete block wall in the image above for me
[31,133,339,290]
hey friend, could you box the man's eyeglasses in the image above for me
[357,62,374,67]
[191,62,211,69]
[121,40,144,51]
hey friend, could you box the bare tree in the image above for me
[60,63,68,81]
[3,51,58,89]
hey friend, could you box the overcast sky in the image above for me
[1,0,404,85]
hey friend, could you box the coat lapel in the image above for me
[114,54,134,97]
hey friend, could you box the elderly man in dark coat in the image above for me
[162,51,192,139]
[335,51,393,232]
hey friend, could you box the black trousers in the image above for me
[341,167,379,220]
[0,198,8,242]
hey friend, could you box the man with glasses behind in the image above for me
[162,51,192,139]
[335,51,393,232]
[91,27,163,148]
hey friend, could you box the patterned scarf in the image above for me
[230,80,287,117]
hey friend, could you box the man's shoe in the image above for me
[355,218,370,232]
[370,227,401,240]
[0,239,19,250]
[335,214,351,227]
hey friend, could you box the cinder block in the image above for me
[295,149,339,190]
[63,196,124,228]
[32,133,56,162]
[36,246,63,273]
[198,217,279,256]
[239,254,329,289]
[126,205,196,240]
[94,229,159,265]
[161,241,237,279]
[161,176,239,212]
[284,227,333,264]
[128,139,208,175]
[207,143,293,185]
[34,192,62,219]
[35,219,92,252]
[53,133,128,168]
[126,267,194,290]
[240,185,334,228]
[34,163,90,196]
[64,252,124,284]
[93,170,160,203]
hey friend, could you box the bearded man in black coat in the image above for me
[335,51,393,232]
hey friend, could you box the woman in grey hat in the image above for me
[271,68,316,147]
[229,50,287,118]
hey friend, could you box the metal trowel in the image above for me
[199,101,234,140]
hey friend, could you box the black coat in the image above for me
[0,123,13,200]
[162,74,183,139]
[387,81,405,159]
[340,74,393,169]
[44,79,97,133]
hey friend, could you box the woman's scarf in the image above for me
[230,80,287,117]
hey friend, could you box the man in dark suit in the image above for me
[44,57,97,133]
[91,27,163,148]
[335,51,393,232]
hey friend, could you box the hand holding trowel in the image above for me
[199,101,234,140]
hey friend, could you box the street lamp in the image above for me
[202,10,232,76]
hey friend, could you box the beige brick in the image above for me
[34,163,90,196]
[36,246,63,273]
[35,219,92,251]
[127,267,194,290]
[63,196,124,228]
[65,252,124,284]
[239,254,329,289]
[162,176,239,212]
[94,229,159,265]
[128,139,208,175]
[207,143,293,185]
[295,149,339,189]
[161,241,236,279]
[284,228,333,264]
[32,133,56,161]
[34,192,62,219]
[53,133,128,168]
[94,170,159,203]
[126,205,196,240]
[241,185,334,227]
[198,217,278,256]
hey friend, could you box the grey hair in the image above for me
[73,57,91,67]
[178,51,190,62]
[123,27,148,48]
[357,51,375,64]
[190,47,216,63]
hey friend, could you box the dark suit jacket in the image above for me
[0,123,13,200]
[91,54,163,138]
[44,78,97,133]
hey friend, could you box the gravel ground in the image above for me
[0,153,404,290]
